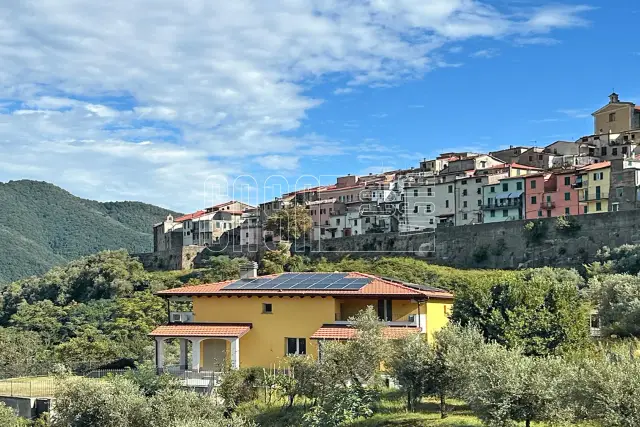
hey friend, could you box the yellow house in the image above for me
[576,161,611,214]
[150,263,454,371]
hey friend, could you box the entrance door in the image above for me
[202,339,227,371]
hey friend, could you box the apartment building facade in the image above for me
[482,176,525,223]
[610,158,640,212]
[576,162,611,214]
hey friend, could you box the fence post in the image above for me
[10,380,13,397]
[30,381,32,398]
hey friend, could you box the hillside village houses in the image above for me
[153,93,640,251]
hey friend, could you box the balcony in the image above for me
[334,313,419,327]
[483,199,523,210]
[540,201,556,209]
[579,192,609,202]
[571,179,587,189]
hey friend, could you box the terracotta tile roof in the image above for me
[174,210,206,222]
[310,325,420,340]
[578,161,611,171]
[149,324,251,338]
[156,272,454,299]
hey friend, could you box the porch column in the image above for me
[230,338,240,369]
[179,338,188,370]
[191,338,203,371]
[155,338,165,372]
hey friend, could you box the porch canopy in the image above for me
[310,324,420,340]
[149,323,251,371]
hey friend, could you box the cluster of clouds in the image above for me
[0,0,593,210]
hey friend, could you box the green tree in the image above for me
[588,274,640,337]
[10,300,67,345]
[452,267,590,355]
[0,402,26,427]
[265,206,312,241]
[464,345,573,427]
[0,326,49,378]
[389,334,433,412]
[260,243,291,274]
[593,244,640,275]
[572,357,640,426]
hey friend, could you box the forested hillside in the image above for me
[0,180,180,282]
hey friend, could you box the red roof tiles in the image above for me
[156,272,453,299]
[310,325,420,340]
[174,210,206,222]
[578,161,611,171]
[149,324,251,338]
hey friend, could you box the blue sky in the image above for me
[0,1,637,212]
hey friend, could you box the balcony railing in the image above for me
[334,313,418,327]
[540,201,556,209]
[482,200,523,210]
[579,192,609,202]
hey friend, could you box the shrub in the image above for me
[555,215,581,236]
[218,367,262,411]
[523,220,548,244]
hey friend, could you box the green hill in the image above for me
[0,180,180,283]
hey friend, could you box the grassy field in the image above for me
[0,376,58,398]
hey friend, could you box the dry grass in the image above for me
[0,376,59,398]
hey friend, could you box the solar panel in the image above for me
[222,272,372,291]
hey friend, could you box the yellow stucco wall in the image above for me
[425,298,453,342]
[192,295,453,367]
[580,166,611,214]
[193,296,335,367]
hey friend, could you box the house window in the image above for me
[448,185,453,193]
[354,219,358,226]
[413,206,418,213]
[531,180,537,189]
[320,228,325,235]
[502,210,508,217]
[286,338,306,355]
[529,155,533,161]
[463,201,468,208]
[245,233,249,238]
[564,176,570,186]
[584,206,588,214]
[477,188,481,195]
[461,180,467,185]
[565,207,570,215]
[463,213,468,220]
[490,186,496,193]
[564,192,571,201]
[613,148,618,156]
[427,205,432,213]
[538,210,542,217]
[445,200,449,208]
[427,188,433,196]
[462,189,468,196]
[617,187,624,197]
[612,203,620,212]
[601,147,607,156]
[475,178,482,183]
[623,146,628,155]
[336,218,340,225]
[414,189,418,197]
[596,202,602,211]
[477,199,482,206]
[531,196,537,204]
[365,217,370,223]
[263,303,273,314]
[538,154,543,160]
[377,299,393,321]
[480,161,487,168]
[516,182,522,191]
[490,211,495,218]
[502,183,508,191]
[609,112,616,122]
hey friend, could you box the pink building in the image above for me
[524,171,580,219]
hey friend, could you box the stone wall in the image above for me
[134,245,207,271]
[139,210,640,271]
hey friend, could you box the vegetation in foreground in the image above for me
[2,243,640,424]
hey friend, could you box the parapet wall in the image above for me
[138,210,640,271]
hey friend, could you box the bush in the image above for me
[218,367,262,411]
[0,402,25,427]
[523,220,547,244]
[555,215,581,236]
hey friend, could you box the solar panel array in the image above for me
[223,273,372,291]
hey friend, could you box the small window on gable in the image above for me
[263,303,273,314]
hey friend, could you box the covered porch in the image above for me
[149,324,252,375]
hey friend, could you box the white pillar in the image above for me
[191,338,202,372]
[230,338,240,369]
[179,338,188,370]
[155,338,165,371]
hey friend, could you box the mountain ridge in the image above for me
[0,180,180,283]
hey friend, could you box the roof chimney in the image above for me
[240,261,258,279]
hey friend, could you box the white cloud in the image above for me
[255,155,300,171]
[470,48,499,59]
[557,108,592,119]
[333,88,354,95]
[0,0,593,210]
[514,37,560,46]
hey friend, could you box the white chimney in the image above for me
[240,261,258,279]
